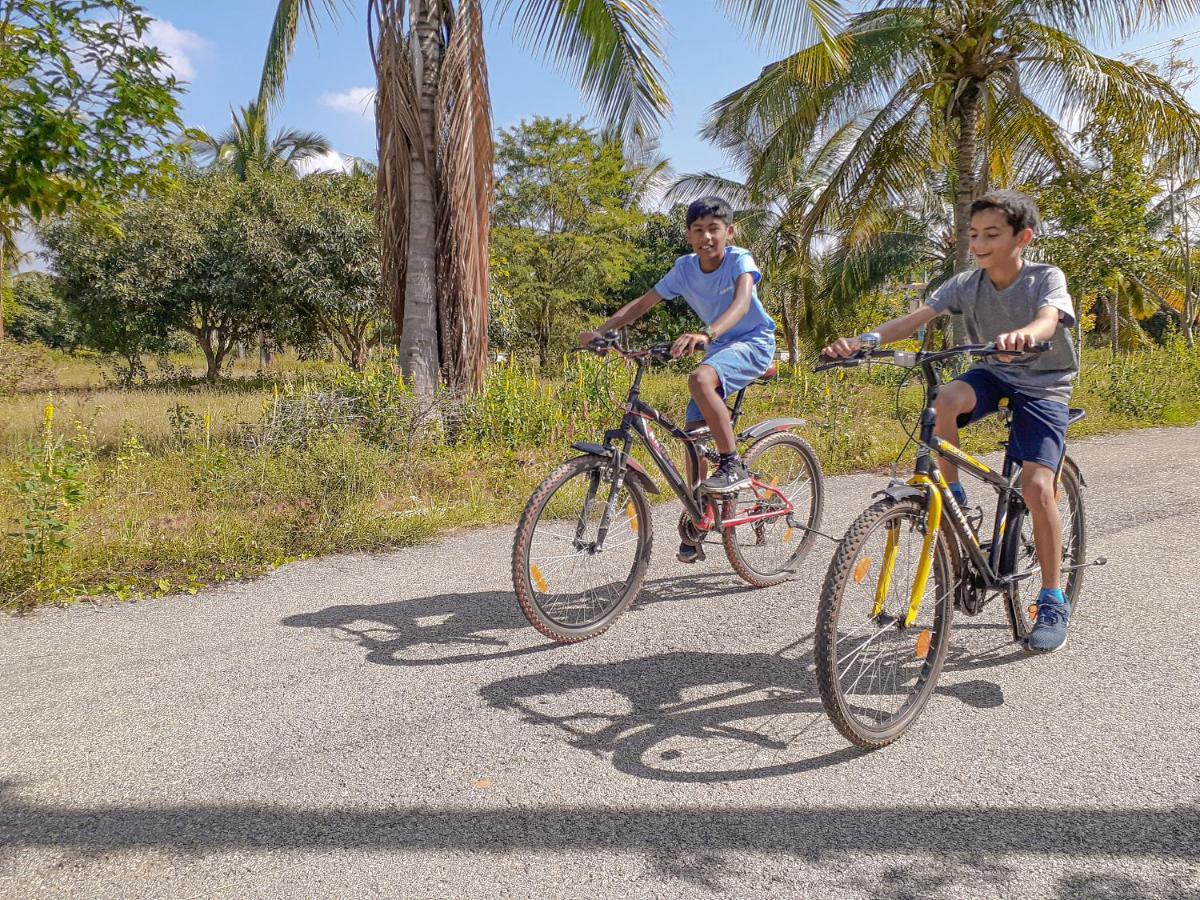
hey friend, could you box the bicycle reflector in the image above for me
[853,557,872,583]
[530,565,548,592]
[915,629,932,659]
[626,502,639,533]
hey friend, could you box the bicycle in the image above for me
[811,342,1106,749]
[512,331,825,643]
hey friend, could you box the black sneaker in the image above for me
[677,541,706,563]
[702,456,752,494]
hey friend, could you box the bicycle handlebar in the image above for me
[813,341,1051,373]
[583,330,706,362]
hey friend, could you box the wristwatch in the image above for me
[703,327,719,343]
[857,331,882,349]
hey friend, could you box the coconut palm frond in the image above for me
[496,0,670,140]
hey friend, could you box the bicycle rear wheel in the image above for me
[722,432,824,587]
[512,455,652,643]
[814,496,955,749]
[1006,456,1086,641]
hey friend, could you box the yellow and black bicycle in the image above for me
[812,342,1105,749]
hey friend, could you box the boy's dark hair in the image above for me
[686,196,733,227]
[970,189,1040,235]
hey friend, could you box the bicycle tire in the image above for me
[1005,456,1086,641]
[722,432,825,588]
[512,455,652,643]
[814,496,956,749]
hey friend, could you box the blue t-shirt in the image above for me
[653,246,775,344]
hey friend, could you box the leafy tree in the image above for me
[257,0,843,396]
[706,0,1200,342]
[244,172,388,369]
[617,207,699,344]
[1034,127,1169,352]
[0,0,184,339]
[490,117,646,368]
[43,171,279,381]
[8,272,76,348]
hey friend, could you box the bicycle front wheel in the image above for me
[814,496,955,749]
[512,455,652,643]
[722,431,825,587]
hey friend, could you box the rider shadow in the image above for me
[480,620,1026,783]
[280,590,555,668]
[277,571,750,668]
[480,644,865,783]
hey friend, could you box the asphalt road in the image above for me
[2,425,1198,899]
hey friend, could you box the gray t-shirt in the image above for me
[927,263,1078,404]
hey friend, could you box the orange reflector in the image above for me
[1028,603,1038,622]
[626,502,638,533]
[1055,489,1062,503]
[915,629,932,659]
[531,564,548,592]
[853,557,872,583]
[783,527,794,543]
[770,476,779,487]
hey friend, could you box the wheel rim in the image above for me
[525,466,645,629]
[725,440,817,576]
[831,507,947,735]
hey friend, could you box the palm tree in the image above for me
[667,126,956,355]
[706,0,1200,341]
[190,101,331,180]
[255,0,847,397]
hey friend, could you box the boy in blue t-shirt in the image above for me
[580,197,777,559]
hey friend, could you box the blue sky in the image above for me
[140,2,1200,181]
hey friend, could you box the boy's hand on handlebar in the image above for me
[822,336,862,360]
[995,330,1041,362]
[671,332,709,358]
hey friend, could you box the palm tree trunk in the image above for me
[0,240,6,342]
[779,289,797,365]
[1109,291,1120,355]
[951,85,981,345]
[397,0,443,398]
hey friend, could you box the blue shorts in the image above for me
[685,335,776,424]
[956,367,1068,471]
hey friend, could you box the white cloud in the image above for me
[320,86,376,120]
[145,20,211,81]
[294,149,357,176]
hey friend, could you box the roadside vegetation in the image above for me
[2,338,1195,610]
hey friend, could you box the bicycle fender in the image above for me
[568,444,661,495]
[739,417,808,442]
[872,481,926,504]
[1061,454,1085,487]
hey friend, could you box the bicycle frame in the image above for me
[878,357,1054,630]
[582,353,796,546]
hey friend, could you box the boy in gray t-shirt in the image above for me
[822,190,1078,653]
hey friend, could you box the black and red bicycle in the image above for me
[512,331,825,643]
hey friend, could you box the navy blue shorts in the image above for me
[955,367,1069,471]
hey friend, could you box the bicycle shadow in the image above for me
[480,645,861,782]
[480,620,1025,783]
[279,571,752,668]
